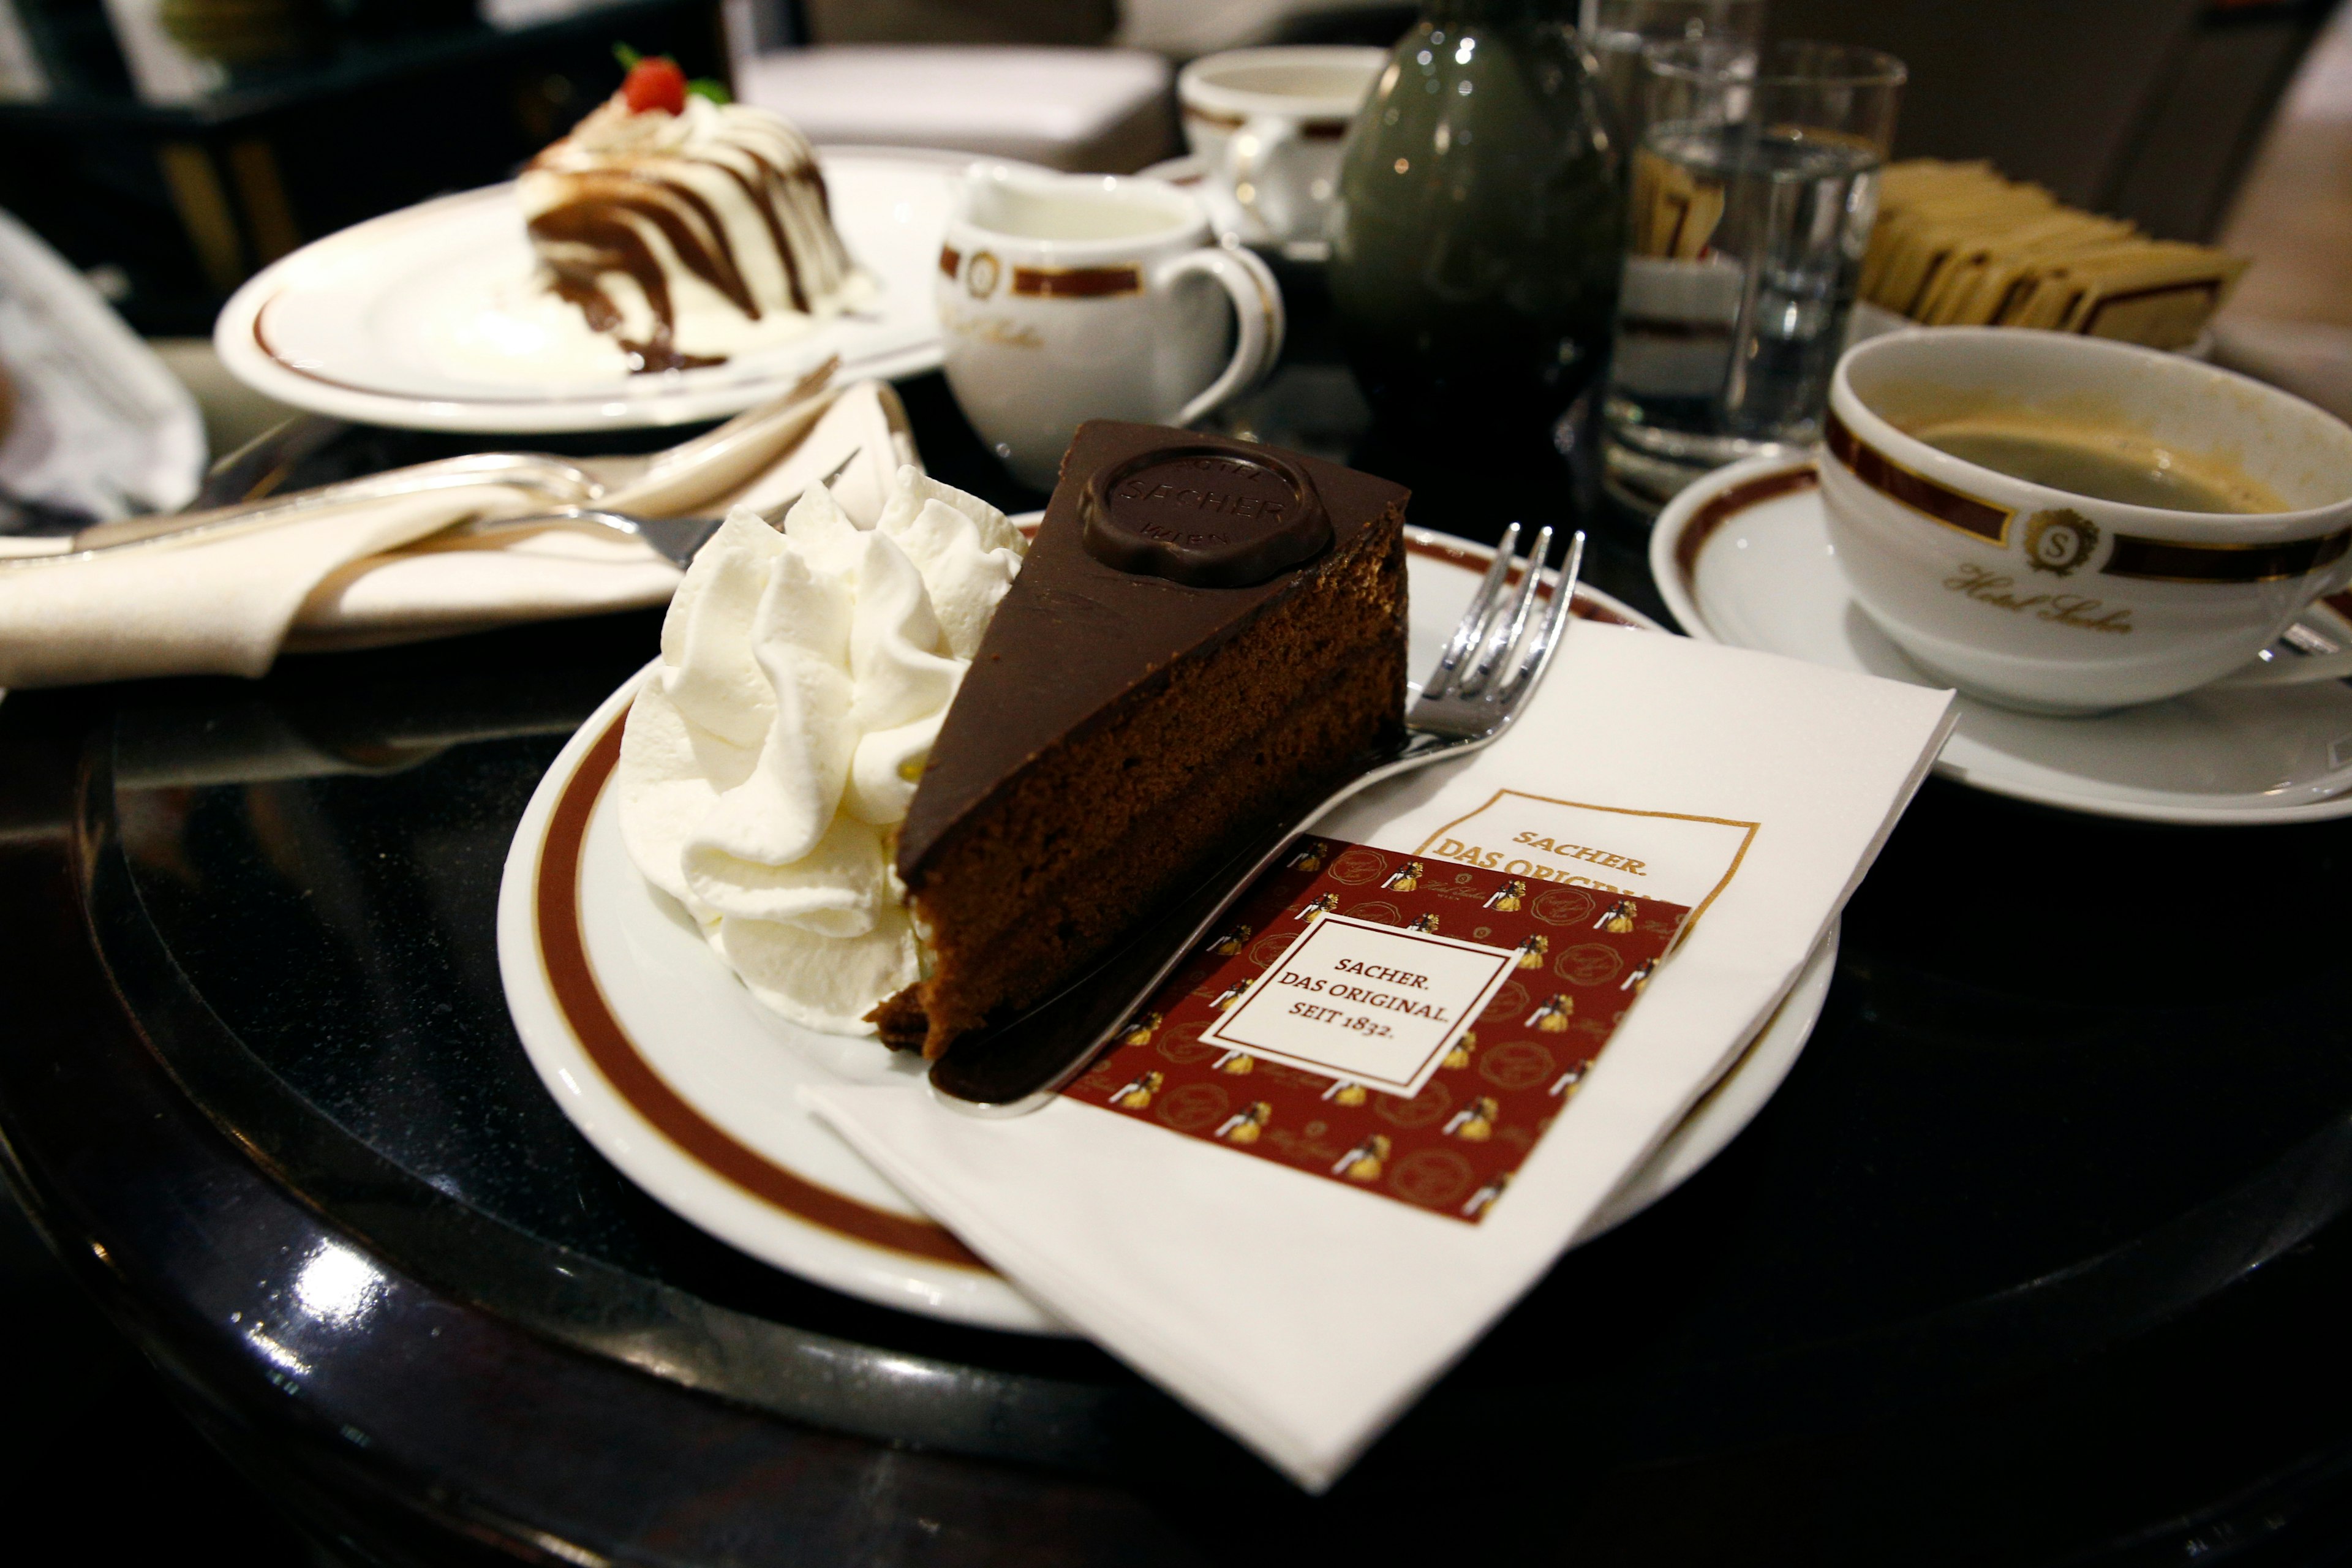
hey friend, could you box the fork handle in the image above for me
[927,729,1471,1115]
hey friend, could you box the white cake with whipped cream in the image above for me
[614,467,1025,1032]
[518,56,872,374]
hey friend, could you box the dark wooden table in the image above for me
[5,348,2352,1564]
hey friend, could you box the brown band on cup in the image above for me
[1824,409,2015,545]
[1011,265,1144,299]
[2101,527,2352,584]
[938,245,960,280]
[1183,104,1248,132]
[1181,105,1352,139]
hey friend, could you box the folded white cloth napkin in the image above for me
[805,624,1954,1490]
[0,378,918,688]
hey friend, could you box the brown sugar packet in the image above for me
[2056,242,2251,349]
[1989,237,2154,326]
[1872,194,2057,318]
[1864,167,2057,312]
[1924,212,2139,325]
[1630,144,1725,259]
[1861,164,1998,300]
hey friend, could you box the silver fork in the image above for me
[37,358,845,563]
[441,446,863,567]
[930,522,1587,1115]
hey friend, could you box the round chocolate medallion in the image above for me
[1080,444,1330,588]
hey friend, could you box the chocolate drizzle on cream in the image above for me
[520,97,859,374]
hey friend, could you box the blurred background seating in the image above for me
[736,45,1172,170]
[1,0,2346,364]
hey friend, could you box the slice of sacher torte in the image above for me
[874,420,1410,1058]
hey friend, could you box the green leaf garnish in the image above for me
[687,78,731,105]
[612,42,642,69]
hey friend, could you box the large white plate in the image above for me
[1651,456,2352,824]
[216,147,998,434]
[498,527,1841,1333]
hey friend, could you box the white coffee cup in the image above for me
[1820,328,2352,714]
[937,165,1285,491]
[1177,45,1385,257]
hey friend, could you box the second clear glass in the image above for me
[1600,40,1905,512]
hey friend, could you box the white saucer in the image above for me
[217,147,1009,434]
[1651,456,2352,824]
[497,527,1840,1333]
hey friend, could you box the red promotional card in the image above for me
[1061,839,1691,1223]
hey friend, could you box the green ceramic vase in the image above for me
[1329,0,1624,444]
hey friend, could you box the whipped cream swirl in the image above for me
[616,467,1025,1033]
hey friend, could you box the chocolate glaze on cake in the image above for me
[881,420,1409,1057]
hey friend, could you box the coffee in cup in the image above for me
[1902,417,2285,515]
[1819,328,2352,713]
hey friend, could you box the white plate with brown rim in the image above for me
[1651,454,2352,824]
[216,147,1025,434]
[497,522,1842,1333]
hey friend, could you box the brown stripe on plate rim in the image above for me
[1401,534,1638,624]
[535,707,987,1271]
[2102,526,2352,584]
[1011,265,1142,299]
[1823,409,2013,544]
[252,293,892,404]
[1670,462,1820,590]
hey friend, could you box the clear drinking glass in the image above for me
[1583,0,1766,148]
[1599,40,1905,513]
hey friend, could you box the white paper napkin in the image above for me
[805,623,1954,1490]
[0,378,918,688]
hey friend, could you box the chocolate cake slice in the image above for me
[876,421,1409,1058]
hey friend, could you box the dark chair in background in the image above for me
[1770,0,2340,241]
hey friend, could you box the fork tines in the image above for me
[1420,522,1587,709]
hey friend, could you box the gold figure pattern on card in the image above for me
[1321,1078,1369,1107]
[1485,878,1528,912]
[1332,1133,1392,1181]
[1216,1102,1272,1144]
[1287,839,1330,872]
[1382,859,1425,892]
[1526,993,1574,1031]
[1208,922,1253,957]
[1444,1029,1477,1071]
[1120,1010,1162,1046]
[1111,1069,1163,1109]
[1213,1049,1256,1075]
[1596,899,1638,934]
[1515,932,1550,970]
[1461,1171,1512,1219]
[1444,1096,1501,1142]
